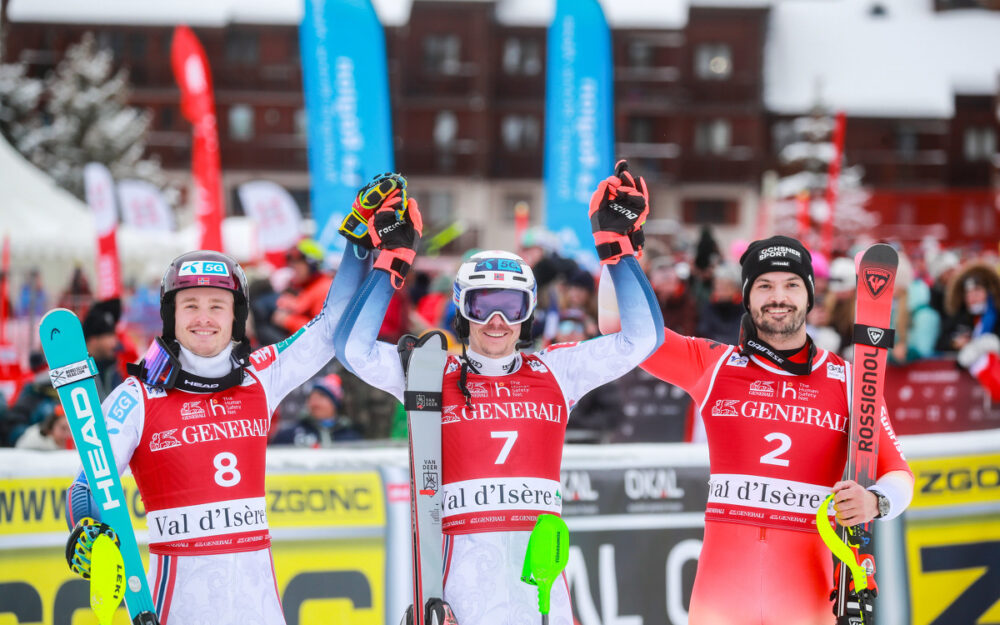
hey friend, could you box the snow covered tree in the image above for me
[0,32,168,200]
[0,61,44,148]
[771,103,876,256]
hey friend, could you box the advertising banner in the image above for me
[117,179,174,233]
[0,468,387,625]
[904,451,1000,625]
[299,0,394,254]
[886,360,1000,434]
[83,162,121,300]
[561,464,709,625]
[171,24,224,253]
[543,0,614,266]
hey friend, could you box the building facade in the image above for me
[2,0,998,253]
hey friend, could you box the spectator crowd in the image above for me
[1,227,998,449]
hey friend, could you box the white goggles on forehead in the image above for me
[459,288,532,325]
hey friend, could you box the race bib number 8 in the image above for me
[213,452,241,487]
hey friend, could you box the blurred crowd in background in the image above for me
[2,225,998,450]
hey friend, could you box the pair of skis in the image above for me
[822,244,898,625]
[40,309,160,625]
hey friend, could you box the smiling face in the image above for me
[173,287,235,357]
[748,271,809,349]
[468,313,521,359]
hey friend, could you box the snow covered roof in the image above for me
[765,0,1000,118]
[5,0,414,27]
[8,0,690,29]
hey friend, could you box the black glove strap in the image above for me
[596,240,624,261]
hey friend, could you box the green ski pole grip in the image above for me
[816,493,868,594]
[521,514,570,615]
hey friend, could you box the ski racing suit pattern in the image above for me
[641,331,912,625]
[65,244,373,625]
[335,255,663,625]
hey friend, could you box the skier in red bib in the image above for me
[601,235,913,625]
[335,162,664,625]
[63,238,377,624]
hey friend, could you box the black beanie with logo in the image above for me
[739,235,815,312]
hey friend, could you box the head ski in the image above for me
[40,308,160,625]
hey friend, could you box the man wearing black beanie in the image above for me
[599,234,913,624]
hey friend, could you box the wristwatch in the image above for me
[873,491,890,519]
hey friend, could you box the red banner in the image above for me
[83,162,122,300]
[171,25,224,252]
[821,111,845,259]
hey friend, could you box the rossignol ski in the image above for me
[826,244,898,625]
[398,331,454,625]
[40,309,160,625]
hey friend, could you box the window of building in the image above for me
[897,125,918,161]
[628,117,655,143]
[424,34,461,75]
[681,198,739,225]
[420,189,454,230]
[694,43,732,80]
[228,105,255,141]
[434,111,458,149]
[963,126,996,162]
[159,106,174,131]
[501,114,540,152]
[695,119,731,155]
[294,109,308,137]
[502,38,542,76]
[225,30,260,64]
[627,41,654,70]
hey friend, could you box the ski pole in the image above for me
[90,533,127,625]
[520,514,570,625]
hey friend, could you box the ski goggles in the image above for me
[460,288,533,325]
[135,337,181,389]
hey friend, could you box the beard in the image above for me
[751,304,806,338]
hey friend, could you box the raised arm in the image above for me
[334,183,423,402]
[251,242,374,412]
[539,256,663,405]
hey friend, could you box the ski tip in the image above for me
[415,330,448,351]
[856,243,898,268]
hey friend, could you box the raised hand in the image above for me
[589,159,650,264]
[339,172,408,249]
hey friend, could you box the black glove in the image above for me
[588,159,650,264]
[369,193,423,288]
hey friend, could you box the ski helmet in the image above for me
[452,250,537,344]
[160,251,250,345]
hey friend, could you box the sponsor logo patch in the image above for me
[180,401,206,420]
[727,353,749,367]
[108,392,138,424]
[249,346,277,370]
[178,260,230,277]
[711,399,740,417]
[150,429,181,452]
[749,380,775,397]
[827,363,846,381]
